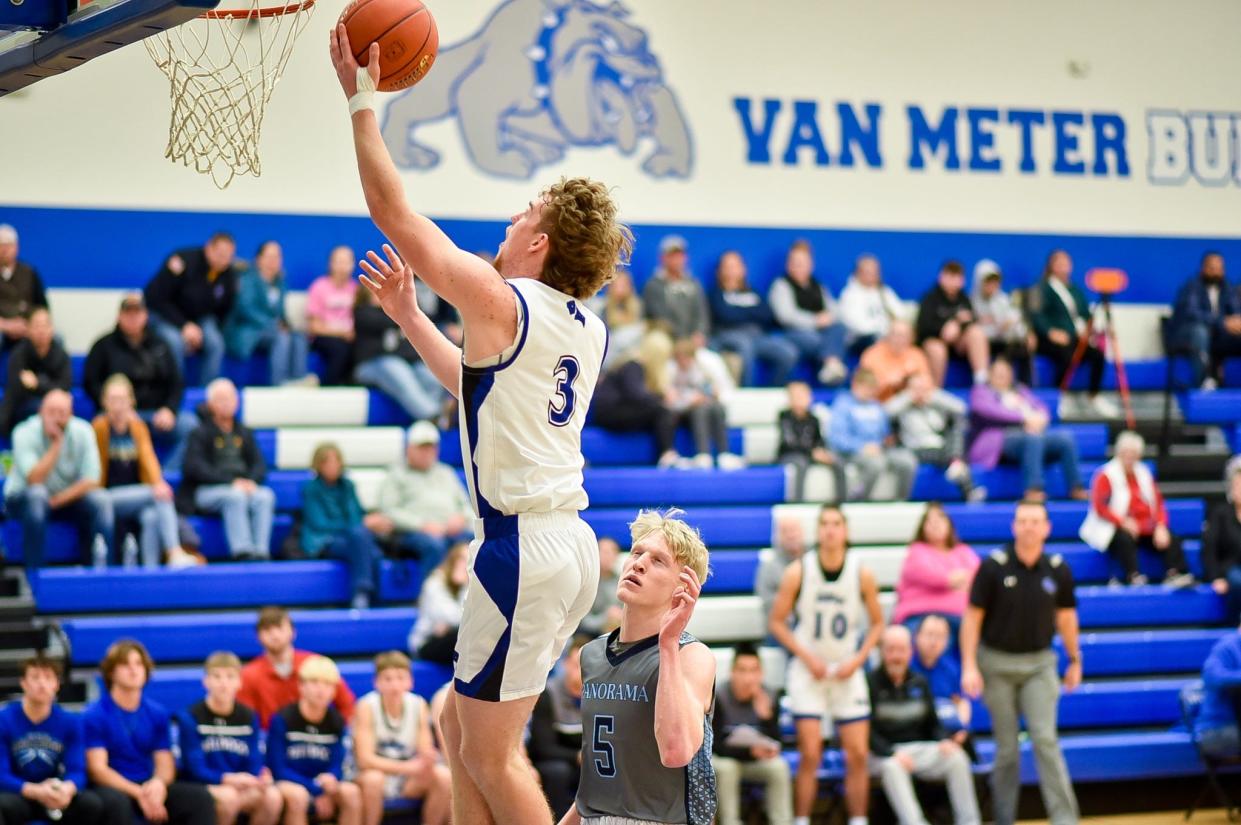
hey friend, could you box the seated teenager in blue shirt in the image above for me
[909,614,972,749]
[268,655,361,825]
[0,654,121,824]
[1198,627,1241,758]
[175,652,283,825]
[83,640,215,825]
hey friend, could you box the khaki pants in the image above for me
[870,741,980,825]
[712,754,793,825]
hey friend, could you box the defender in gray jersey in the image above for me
[562,510,716,825]
[769,504,884,825]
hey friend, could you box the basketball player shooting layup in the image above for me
[329,28,634,825]
[563,509,717,825]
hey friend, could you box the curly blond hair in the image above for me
[629,508,710,583]
[538,177,634,299]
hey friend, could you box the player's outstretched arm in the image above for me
[329,27,514,343]
[856,566,885,659]
[360,245,462,396]
[655,567,716,768]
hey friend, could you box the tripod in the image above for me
[1060,269,1136,430]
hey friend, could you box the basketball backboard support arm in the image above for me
[0,0,218,95]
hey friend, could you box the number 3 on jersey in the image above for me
[592,715,616,778]
[548,355,581,427]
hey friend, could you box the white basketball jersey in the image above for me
[792,551,864,663]
[360,691,423,761]
[459,277,606,518]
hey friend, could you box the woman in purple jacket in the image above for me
[968,358,1086,501]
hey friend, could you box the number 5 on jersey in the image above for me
[549,355,581,427]
[592,715,616,778]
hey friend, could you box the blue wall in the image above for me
[4,204,1240,303]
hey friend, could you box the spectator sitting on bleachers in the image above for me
[0,224,49,356]
[528,635,589,820]
[588,269,644,369]
[84,639,215,825]
[1167,251,1241,390]
[94,374,199,569]
[893,503,980,643]
[179,378,275,561]
[174,651,283,825]
[1204,463,1241,625]
[755,513,807,628]
[352,282,443,423]
[5,389,113,571]
[968,358,1087,502]
[858,318,932,402]
[666,336,745,470]
[301,442,386,610]
[910,615,971,742]
[768,239,848,386]
[355,651,451,825]
[915,259,990,388]
[144,231,238,386]
[711,643,792,825]
[368,421,472,585]
[642,234,710,346]
[709,250,798,387]
[1029,249,1118,417]
[224,240,313,387]
[267,656,362,825]
[828,367,917,501]
[886,372,984,502]
[0,307,69,435]
[839,253,903,355]
[407,542,469,665]
[1196,626,1241,759]
[776,380,844,502]
[971,259,1034,383]
[0,654,115,825]
[305,246,358,386]
[869,625,981,825]
[591,333,679,469]
[1080,430,1194,588]
[237,607,356,729]
[84,292,196,472]
[580,536,623,636]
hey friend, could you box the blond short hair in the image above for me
[299,655,340,685]
[373,651,411,676]
[629,508,709,582]
[204,651,242,672]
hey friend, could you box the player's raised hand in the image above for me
[329,24,380,98]
[659,566,701,646]
[359,243,423,325]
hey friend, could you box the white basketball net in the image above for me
[145,0,315,188]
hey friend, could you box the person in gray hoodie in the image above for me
[886,372,986,502]
[971,259,1035,383]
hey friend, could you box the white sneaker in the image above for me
[166,548,202,569]
[692,453,714,469]
[945,459,968,483]
[966,485,989,503]
[1089,395,1120,418]
[1057,395,1078,419]
[657,450,681,470]
[818,359,847,386]
[1164,571,1197,590]
[284,373,320,388]
[717,452,747,471]
[1203,377,1219,392]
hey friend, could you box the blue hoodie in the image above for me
[0,703,87,792]
[828,391,890,456]
[1199,632,1241,733]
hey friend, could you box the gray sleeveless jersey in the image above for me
[575,630,716,825]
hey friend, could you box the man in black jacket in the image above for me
[143,232,238,385]
[0,308,71,435]
[178,378,274,560]
[0,224,49,355]
[712,643,791,825]
[83,293,197,470]
[528,635,588,819]
[869,625,980,825]
[916,260,990,388]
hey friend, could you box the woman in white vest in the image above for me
[1079,431,1194,588]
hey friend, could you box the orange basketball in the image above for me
[339,0,437,92]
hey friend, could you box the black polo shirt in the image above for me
[969,543,1076,654]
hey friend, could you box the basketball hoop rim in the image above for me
[201,0,313,20]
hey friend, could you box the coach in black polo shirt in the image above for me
[960,499,1081,825]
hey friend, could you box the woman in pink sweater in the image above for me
[893,503,980,644]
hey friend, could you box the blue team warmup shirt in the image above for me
[266,704,345,797]
[82,692,172,784]
[0,703,87,791]
[175,701,264,784]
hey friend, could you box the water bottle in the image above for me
[122,534,139,569]
[46,778,63,820]
[92,535,108,570]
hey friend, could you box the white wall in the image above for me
[2,0,1239,236]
